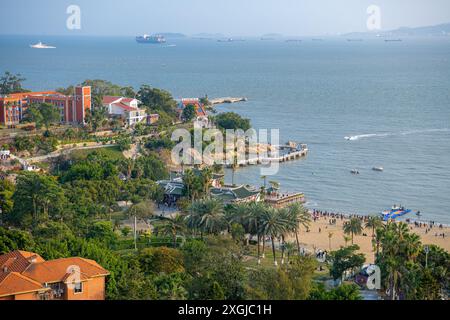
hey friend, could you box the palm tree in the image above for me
[366,215,383,238]
[328,232,334,251]
[261,175,267,190]
[286,203,311,254]
[284,242,296,263]
[260,207,289,266]
[183,169,195,202]
[246,202,267,264]
[343,235,352,247]
[200,167,213,197]
[343,217,363,244]
[152,214,187,248]
[278,208,293,264]
[231,154,238,186]
[121,158,135,180]
[187,199,226,236]
[199,198,227,234]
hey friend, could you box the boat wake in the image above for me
[345,128,450,141]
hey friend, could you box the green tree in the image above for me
[343,217,363,244]
[11,172,66,227]
[187,199,227,235]
[137,85,178,118]
[215,112,251,131]
[327,245,366,282]
[287,203,311,254]
[39,102,61,131]
[0,179,15,223]
[151,214,187,248]
[0,71,27,94]
[138,247,185,275]
[181,104,197,122]
[87,221,118,245]
[260,207,290,266]
[116,134,132,151]
[365,215,383,238]
[309,283,362,300]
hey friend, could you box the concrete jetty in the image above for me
[226,143,308,168]
[210,97,248,105]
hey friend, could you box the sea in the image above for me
[1,35,449,224]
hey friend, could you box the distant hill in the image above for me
[345,22,450,38]
[157,33,187,38]
[261,33,283,39]
[388,23,450,36]
[191,33,225,39]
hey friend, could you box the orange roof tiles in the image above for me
[22,257,109,284]
[0,272,48,297]
[0,251,109,298]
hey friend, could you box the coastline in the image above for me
[286,211,450,263]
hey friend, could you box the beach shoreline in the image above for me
[286,210,449,263]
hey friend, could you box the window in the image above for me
[74,282,83,294]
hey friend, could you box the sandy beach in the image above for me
[288,215,449,263]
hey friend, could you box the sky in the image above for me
[1,0,450,37]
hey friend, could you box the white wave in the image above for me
[345,128,450,141]
[305,201,318,207]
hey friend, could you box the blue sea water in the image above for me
[1,35,450,223]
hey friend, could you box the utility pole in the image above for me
[134,215,137,251]
[424,245,429,268]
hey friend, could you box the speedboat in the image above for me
[372,167,384,172]
[381,205,411,221]
[30,41,56,49]
[351,169,360,175]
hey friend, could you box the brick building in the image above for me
[0,86,91,127]
[0,250,109,300]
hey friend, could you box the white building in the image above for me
[102,96,147,127]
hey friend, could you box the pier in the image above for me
[226,143,308,168]
[265,192,306,208]
[210,97,248,105]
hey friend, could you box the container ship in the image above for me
[136,34,166,44]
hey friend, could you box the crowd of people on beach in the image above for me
[310,209,448,233]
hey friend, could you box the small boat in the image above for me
[372,167,384,172]
[351,169,360,175]
[30,41,56,49]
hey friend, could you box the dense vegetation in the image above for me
[1,72,448,300]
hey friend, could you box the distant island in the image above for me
[156,32,187,39]
[345,22,450,38]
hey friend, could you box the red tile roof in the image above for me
[112,102,138,112]
[103,96,122,104]
[0,250,45,275]
[22,257,109,284]
[0,251,109,298]
[0,272,48,297]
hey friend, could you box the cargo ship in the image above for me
[136,34,166,44]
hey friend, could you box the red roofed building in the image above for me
[176,98,210,126]
[0,250,109,300]
[102,96,147,126]
[177,98,207,117]
[0,86,92,126]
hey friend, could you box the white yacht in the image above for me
[30,41,56,49]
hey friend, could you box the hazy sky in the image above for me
[1,0,450,36]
